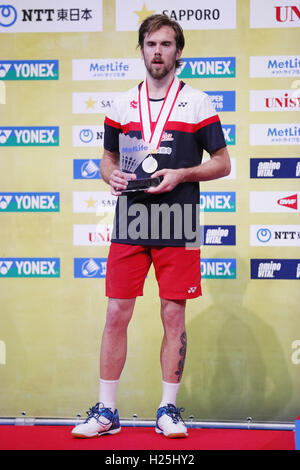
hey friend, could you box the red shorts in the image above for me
[105,243,201,300]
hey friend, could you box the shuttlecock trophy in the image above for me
[119,134,162,192]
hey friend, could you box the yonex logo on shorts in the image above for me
[187,286,197,293]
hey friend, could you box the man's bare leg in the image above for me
[71,298,136,438]
[160,298,187,384]
[155,298,188,438]
[100,297,136,380]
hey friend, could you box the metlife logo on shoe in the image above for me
[0,1,103,33]
[115,0,236,31]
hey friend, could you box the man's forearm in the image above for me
[100,150,120,184]
[179,152,231,183]
[178,146,231,183]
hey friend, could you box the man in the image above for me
[72,14,230,439]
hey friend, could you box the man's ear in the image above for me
[176,49,182,61]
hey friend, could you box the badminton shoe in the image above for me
[71,402,121,438]
[155,403,188,438]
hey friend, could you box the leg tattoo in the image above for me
[175,331,187,382]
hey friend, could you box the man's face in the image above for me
[141,26,182,80]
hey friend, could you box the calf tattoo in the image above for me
[175,331,187,382]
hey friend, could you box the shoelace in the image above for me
[84,402,112,423]
[164,404,185,424]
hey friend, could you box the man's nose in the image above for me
[154,44,162,54]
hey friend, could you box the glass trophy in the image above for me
[119,134,162,192]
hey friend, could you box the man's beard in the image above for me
[147,63,169,79]
[145,55,177,80]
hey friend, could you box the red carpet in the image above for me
[0,425,295,451]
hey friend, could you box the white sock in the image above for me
[99,378,119,412]
[159,380,181,408]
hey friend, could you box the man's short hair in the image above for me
[138,14,185,69]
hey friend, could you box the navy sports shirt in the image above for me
[104,81,226,247]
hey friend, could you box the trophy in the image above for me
[119,134,162,192]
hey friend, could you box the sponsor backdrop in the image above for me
[0,0,299,423]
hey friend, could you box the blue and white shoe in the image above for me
[155,403,188,438]
[71,402,121,438]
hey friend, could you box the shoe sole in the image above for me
[155,427,188,438]
[72,426,121,439]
